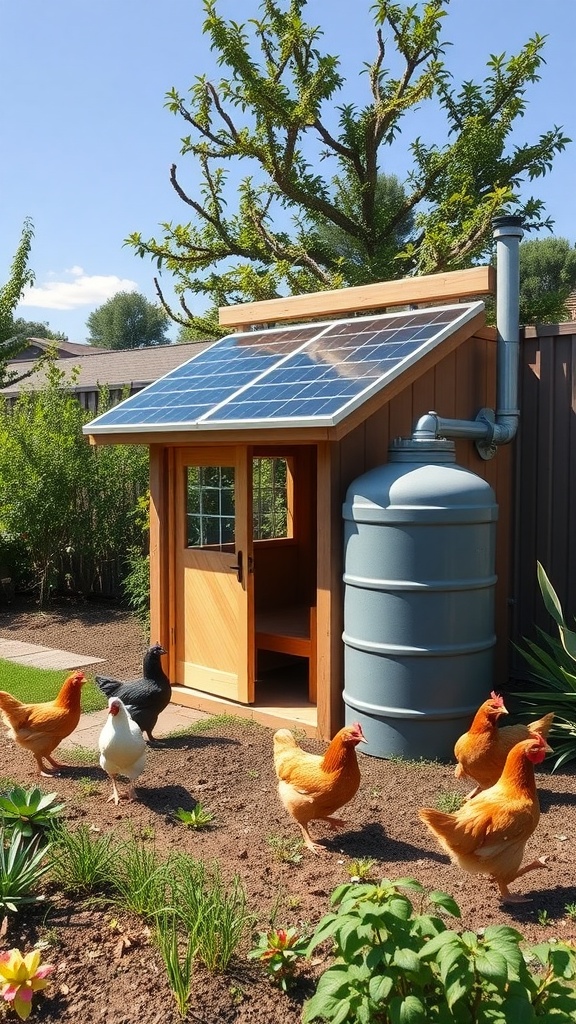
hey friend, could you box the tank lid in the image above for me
[388,437,456,463]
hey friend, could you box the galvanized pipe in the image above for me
[411,215,524,457]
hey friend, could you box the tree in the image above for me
[126,0,570,339]
[86,291,170,349]
[11,318,68,342]
[518,237,576,324]
[0,219,51,388]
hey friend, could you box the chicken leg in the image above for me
[495,856,549,904]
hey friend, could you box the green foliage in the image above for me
[0,661,105,713]
[0,787,64,842]
[303,877,576,1023]
[519,237,576,324]
[153,910,196,1019]
[168,854,253,972]
[248,926,309,993]
[86,291,170,349]
[47,822,118,895]
[111,837,169,918]
[127,0,570,336]
[434,790,464,813]
[266,834,304,864]
[346,858,377,883]
[122,493,151,631]
[0,220,39,388]
[173,803,215,829]
[514,561,576,770]
[0,364,149,604]
[10,318,68,342]
[0,832,50,915]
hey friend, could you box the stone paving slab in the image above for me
[0,637,105,670]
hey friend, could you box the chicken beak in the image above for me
[543,741,554,754]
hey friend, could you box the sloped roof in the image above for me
[1,341,214,397]
[84,302,484,436]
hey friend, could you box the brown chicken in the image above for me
[419,732,551,904]
[0,670,86,775]
[454,692,554,798]
[273,723,366,853]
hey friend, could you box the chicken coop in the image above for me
[84,252,517,744]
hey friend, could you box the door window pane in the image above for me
[253,457,289,539]
[186,466,235,548]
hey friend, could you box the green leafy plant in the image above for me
[514,561,576,769]
[0,834,50,915]
[248,926,309,993]
[173,803,214,830]
[345,858,377,883]
[266,834,303,865]
[153,911,196,1020]
[537,908,551,926]
[47,822,117,895]
[303,877,576,1023]
[0,787,64,841]
[0,947,54,1021]
[565,902,576,921]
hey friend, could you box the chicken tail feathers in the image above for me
[95,676,123,697]
[530,712,555,738]
[0,690,26,725]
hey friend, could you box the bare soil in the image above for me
[0,596,575,1023]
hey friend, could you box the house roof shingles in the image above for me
[1,342,214,397]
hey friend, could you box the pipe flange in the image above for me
[475,408,497,461]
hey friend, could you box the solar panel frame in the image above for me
[83,301,484,435]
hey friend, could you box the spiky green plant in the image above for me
[514,561,576,769]
[0,833,50,915]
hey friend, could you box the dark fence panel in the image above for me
[510,323,576,677]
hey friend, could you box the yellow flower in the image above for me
[0,948,54,1021]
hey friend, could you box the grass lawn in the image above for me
[0,660,107,713]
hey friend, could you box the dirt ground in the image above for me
[0,596,575,1023]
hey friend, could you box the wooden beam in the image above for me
[219,266,495,329]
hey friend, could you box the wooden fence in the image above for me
[510,321,576,676]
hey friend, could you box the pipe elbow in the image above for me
[491,414,519,446]
[412,411,439,440]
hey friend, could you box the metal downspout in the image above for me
[412,215,524,459]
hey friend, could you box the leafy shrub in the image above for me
[515,561,576,769]
[0,787,64,842]
[0,367,148,603]
[303,877,576,1023]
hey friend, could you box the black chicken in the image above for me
[94,643,171,743]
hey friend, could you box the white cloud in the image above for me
[18,269,138,310]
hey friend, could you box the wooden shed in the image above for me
[84,267,512,741]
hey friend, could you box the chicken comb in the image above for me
[490,691,504,706]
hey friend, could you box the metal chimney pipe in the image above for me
[411,214,524,459]
[490,214,524,446]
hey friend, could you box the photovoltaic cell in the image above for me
[84,302,482,433]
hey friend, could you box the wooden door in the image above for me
[174,447,254,702]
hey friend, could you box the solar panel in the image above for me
[83,302,483,434]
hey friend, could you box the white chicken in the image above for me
[98,697,147,805]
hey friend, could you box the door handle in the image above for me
[230,550,243,584]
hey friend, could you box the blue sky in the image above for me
[1,0,575,344]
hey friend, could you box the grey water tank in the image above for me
[342,438,498,760]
